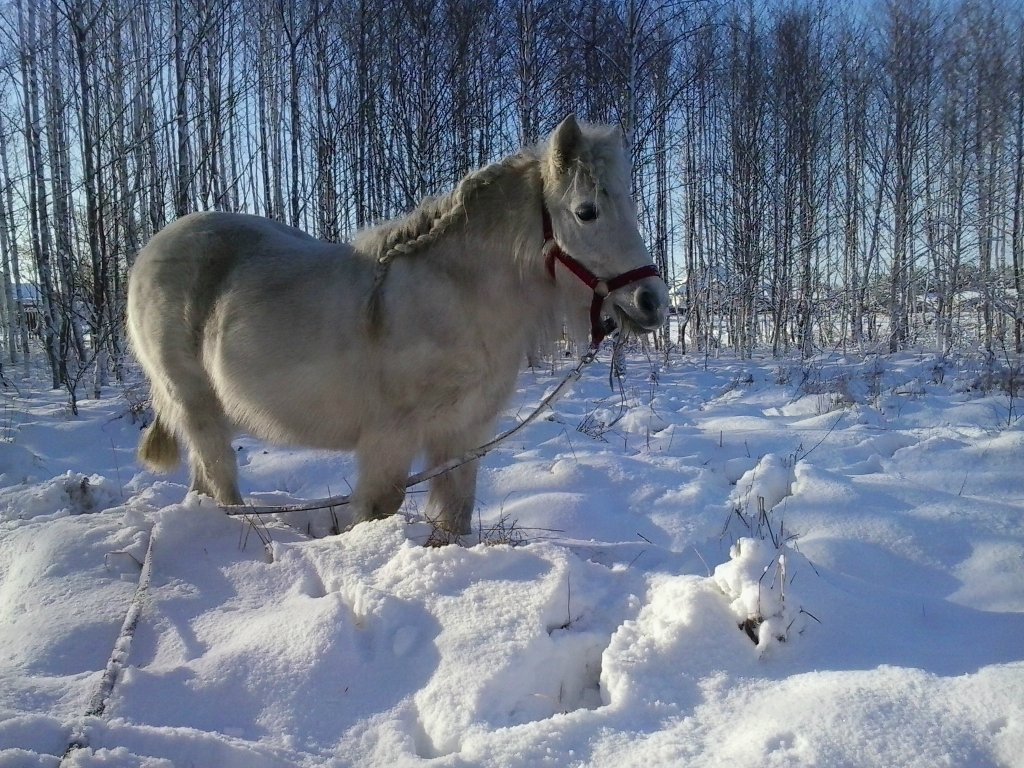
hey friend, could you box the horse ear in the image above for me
[550,115,582,172]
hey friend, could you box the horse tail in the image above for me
[139,415,181,472]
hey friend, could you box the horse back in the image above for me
[129,212,351,340]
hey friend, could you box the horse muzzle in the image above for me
[609,276,670,333]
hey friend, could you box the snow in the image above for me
[1,347,1023,767]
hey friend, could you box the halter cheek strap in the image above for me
[541,205,661,346]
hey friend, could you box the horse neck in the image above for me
[457,158,558,329]
[376,155,558,348]
[459,156,547,283]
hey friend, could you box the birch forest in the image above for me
[1,0,1023,404]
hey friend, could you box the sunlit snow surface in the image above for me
[1,348,1022,767]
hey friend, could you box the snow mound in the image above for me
[713,537,809,652]
[724,456,757,484]
[729,453,795,513]
[600,572,756,712]
[616,403,668,435]
[0,442,42,485]
[0,472,122,521]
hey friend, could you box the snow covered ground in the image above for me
[1,346,1022,767]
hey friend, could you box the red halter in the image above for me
[542,205,661,346]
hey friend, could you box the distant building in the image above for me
[15,284,41,335]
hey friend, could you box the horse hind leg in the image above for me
[150,353,243,506]
[181,408,242,505]
[425,460,478,536]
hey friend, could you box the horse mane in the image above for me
[361,122,624,320]
[361,152,536,265]
[359,152,537,319]
[364,122,622,267]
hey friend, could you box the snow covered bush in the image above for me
[726,453,795,539]
[719,454,816,648]
[713,537,813,651]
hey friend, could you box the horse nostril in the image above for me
[637,287,660,315]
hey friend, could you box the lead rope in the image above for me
[62,531,156,761]
[222,344,600,517]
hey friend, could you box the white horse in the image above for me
[127,116,668,534]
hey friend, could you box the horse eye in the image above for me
[575,203,598,222]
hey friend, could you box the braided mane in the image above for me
[360,122,623,325]
[363,121,620,271]
[361,152,539,318]
[370,154,535,263]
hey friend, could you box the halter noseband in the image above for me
[542,205,661,347]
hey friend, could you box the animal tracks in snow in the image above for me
[206,518,646,758]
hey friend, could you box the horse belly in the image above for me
[204,299,372,450]
[206,278,524,455]
[213,359,369,449]
[384,340,521,440]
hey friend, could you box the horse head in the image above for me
[541,115,670,345]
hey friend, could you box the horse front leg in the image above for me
[424,426,487,536]
[352,432,416,525]
[425,462,478,536]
